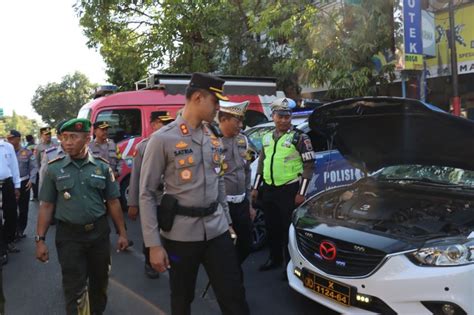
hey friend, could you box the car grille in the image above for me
[296,229,386,277]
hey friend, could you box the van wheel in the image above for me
[120,176,130,212]
[251,207,267,252]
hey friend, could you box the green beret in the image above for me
[60,118,91,133]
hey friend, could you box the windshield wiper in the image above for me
[379,176,472,189]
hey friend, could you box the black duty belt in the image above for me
[59,215,107,232]
[175,202,218,217]
[0,177,12,184]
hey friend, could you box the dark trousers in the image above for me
[32,174,39,199]
[229,199,253,265]
[163,232,250,315]
[17,179,30,233]
[1,178,17,246]
[261,182,299,264]
[56,217,111,315]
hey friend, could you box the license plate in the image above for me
[303,269,353,306]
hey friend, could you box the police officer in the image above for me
[128,111,174,279]
[218,101,256,265]
[252,98,315,274]
[89,121,120,177]
[34,126,56,200]
[36,118,129,315]
[39,121,68,189]
[0,137,20,263]
[6,130,38,240]
[139,73,249,315]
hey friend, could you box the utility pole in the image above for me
[448,0,461,116]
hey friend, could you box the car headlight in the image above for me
[409,237,474,266]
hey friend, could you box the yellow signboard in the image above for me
[426,4,474,78]
[405,54,424,70]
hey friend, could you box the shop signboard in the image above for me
[426,3,474,78]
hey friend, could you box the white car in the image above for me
[287,97,474,315]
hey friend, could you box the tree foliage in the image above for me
[253,0,396,98]
[74,0,396,98]
[31,72,96,125]
[0,111,40,138]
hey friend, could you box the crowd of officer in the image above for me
[0,72,316,315]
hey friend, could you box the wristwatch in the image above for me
[35,235,46,242]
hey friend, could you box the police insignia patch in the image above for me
[95,168,102,175]
[304,139,313,151]
[187,156,194,164]
[175,141,188,149]
[179,159,185,166]
[180,124,189,135]
[75,122,83,131]
[180,169,192,181]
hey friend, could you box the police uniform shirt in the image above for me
[0,140,21,188]
[40,153,120,225]
[221,134,252,198]
[39,146,65,189]
[128,138,153,207]
[35,141,55,169]
[89,139,119,173]
[15,147,37,183]
[256,128,315,192]
[139,115,232,247]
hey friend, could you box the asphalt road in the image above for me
[2,200,337,315]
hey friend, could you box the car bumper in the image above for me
[287,224,473,315]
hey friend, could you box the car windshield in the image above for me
[245,126,275,152]
[378,165,474,188]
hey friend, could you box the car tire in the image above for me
[120,176,130,212]
[251,207,267,252]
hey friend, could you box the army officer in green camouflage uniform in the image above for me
[36,118,128,315]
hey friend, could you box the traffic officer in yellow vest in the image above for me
[139,72,250,315]
[127,111,174,279]
[36,118,128,315]
[6,130,37,241]
[252,98,315,274]
[218,100,256,265]
[89,121,120,178]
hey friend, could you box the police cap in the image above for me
[188,72,229,101]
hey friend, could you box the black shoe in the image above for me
[7,243,20,253]
[0,254,8,265]
[259,258,282,272]
[144,263,160,279]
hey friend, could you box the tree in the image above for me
[31,72,96,125]
[0,111,40,138]
[74,0,292,89]
[252,0,396,98]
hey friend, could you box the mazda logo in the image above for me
[319,241,337,261]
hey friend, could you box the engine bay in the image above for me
[307,180,474,240]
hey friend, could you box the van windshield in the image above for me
[78,107,91,120]
[96,109,141,143]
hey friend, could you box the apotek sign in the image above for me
[403,0,424,69]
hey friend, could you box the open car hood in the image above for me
[309,97,474,172]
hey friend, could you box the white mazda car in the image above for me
[287,97,474,315]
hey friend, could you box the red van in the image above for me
[77,74,280,207]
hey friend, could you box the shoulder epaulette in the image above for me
[45,147,57,153]
[48,155,65,164]
[96,156,110,164]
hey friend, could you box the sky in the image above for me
[0,0,107,122]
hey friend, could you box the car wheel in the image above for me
[119,176,130,212]
[251,207,266,251]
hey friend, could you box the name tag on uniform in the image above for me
[91,174,106,180]
[57,174,71,181]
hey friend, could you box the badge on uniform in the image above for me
[180,169,192,181]
[304,139,313,151]
[180,124,189,136]
[175,141,188,149]
[63,191,71,200]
